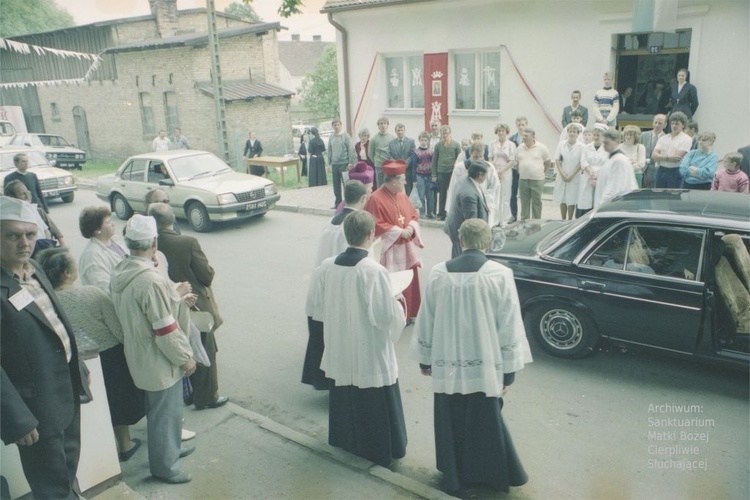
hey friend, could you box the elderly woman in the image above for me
[78,206,128,292]
[36,247,145,461]
[354,128,375,189]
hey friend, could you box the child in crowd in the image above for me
[577,124,608,217]
[553,125,583,220]
[411,132,435,218]
[679,132,718,190]
[620,125,646,187]
[464,131,490,160]
[558,110,585,144]
[711,152,748,193]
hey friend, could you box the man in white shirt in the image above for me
[306,210,407,467]
[515,128,551,220]
[152,130,171,152]
[652,112,692,188]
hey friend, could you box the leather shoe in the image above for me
[195,395,229,410]
[118,438,141,462]
[179,445,196,458]
[154,470,192,484]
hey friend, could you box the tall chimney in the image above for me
[149,0,179,38]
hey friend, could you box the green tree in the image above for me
[299,45,339,120]
[225,1,260,22]
[0,0,75,37]
[243,0,303,19]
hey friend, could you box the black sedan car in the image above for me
[488,190,750,369]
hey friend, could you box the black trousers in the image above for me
[437,172,452,217]
[510,168,520,217]
[18,402,81,500]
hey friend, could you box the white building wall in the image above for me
[332,0,749,155]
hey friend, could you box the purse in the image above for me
[191,309,215,333]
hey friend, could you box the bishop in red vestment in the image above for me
[364,160,423,319]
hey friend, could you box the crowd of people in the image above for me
[1,183,230,497]
[297,67,748,495]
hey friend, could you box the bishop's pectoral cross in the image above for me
[398,214,406,225]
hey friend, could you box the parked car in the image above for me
[95,150,280,232]
[488,190,750,369]
[0,147,77,203]
[0,121,17,146]
[8,133,87,170]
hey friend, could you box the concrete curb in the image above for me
[225,403,455,500]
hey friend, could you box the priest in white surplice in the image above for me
[302,181,370,390]
[306,210,408,466]
[411,218,532,494]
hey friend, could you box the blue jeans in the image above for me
[654,167,683,188]
[416,174,435,215]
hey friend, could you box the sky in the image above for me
[53,0,335,41]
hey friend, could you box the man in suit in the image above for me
[388,123,417,195]
[640,114,667,188]
[0,196,89,499]
[3,153,49,213]
[242,132,264,176]
[667,68,699,120]
[561,90,589,128]
[443,161,489,258]
[737,145,750,177]
[149,203,228,411]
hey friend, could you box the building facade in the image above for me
[323,0,749,156]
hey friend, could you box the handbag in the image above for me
[191,309,215,333]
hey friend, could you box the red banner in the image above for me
[423,53,448,131]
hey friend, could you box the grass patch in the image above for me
[75,159,121,181]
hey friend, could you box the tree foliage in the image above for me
[225,1,260,22]
[299,45,339,120]
[243,0,303,19]
[0,0,75,37]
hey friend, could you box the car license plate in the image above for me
[246,200,267,211]
[46,190,58,197]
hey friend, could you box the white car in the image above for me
[0,147,77,203]
[8,133,87,170]
[96,150,280,232]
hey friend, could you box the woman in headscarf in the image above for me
[308,127,327,187]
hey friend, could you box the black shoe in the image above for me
[508,216,517,224]
[195,396,229,411]
[118,438,142,462]
[437,215,446,221]
[179,445,196,458]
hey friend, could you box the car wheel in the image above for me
[112,193,133,220]
[187,202,212,232]
[60,192,75,203]
[526,304,599,358]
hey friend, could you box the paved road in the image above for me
[51,191,749,499]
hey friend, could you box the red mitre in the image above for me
[382,159,407,176]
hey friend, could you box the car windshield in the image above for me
[537,211,593,254]
[0,151,50,171]
[168,153,232,181]
[37,135,73,147]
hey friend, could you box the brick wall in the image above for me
[36,34,291,162]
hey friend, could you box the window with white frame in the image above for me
[385,55,424,110]
[453,50,500,111]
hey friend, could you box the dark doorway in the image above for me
[73,106,91,155]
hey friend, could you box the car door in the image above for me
[118,159,148,210]
[575,223,706,353]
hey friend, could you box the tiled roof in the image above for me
[322,0,427,13]
[196,80,294,101]
[278,41,334,76]
[105,22,280,53]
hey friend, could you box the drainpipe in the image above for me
[327,13,352,134]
